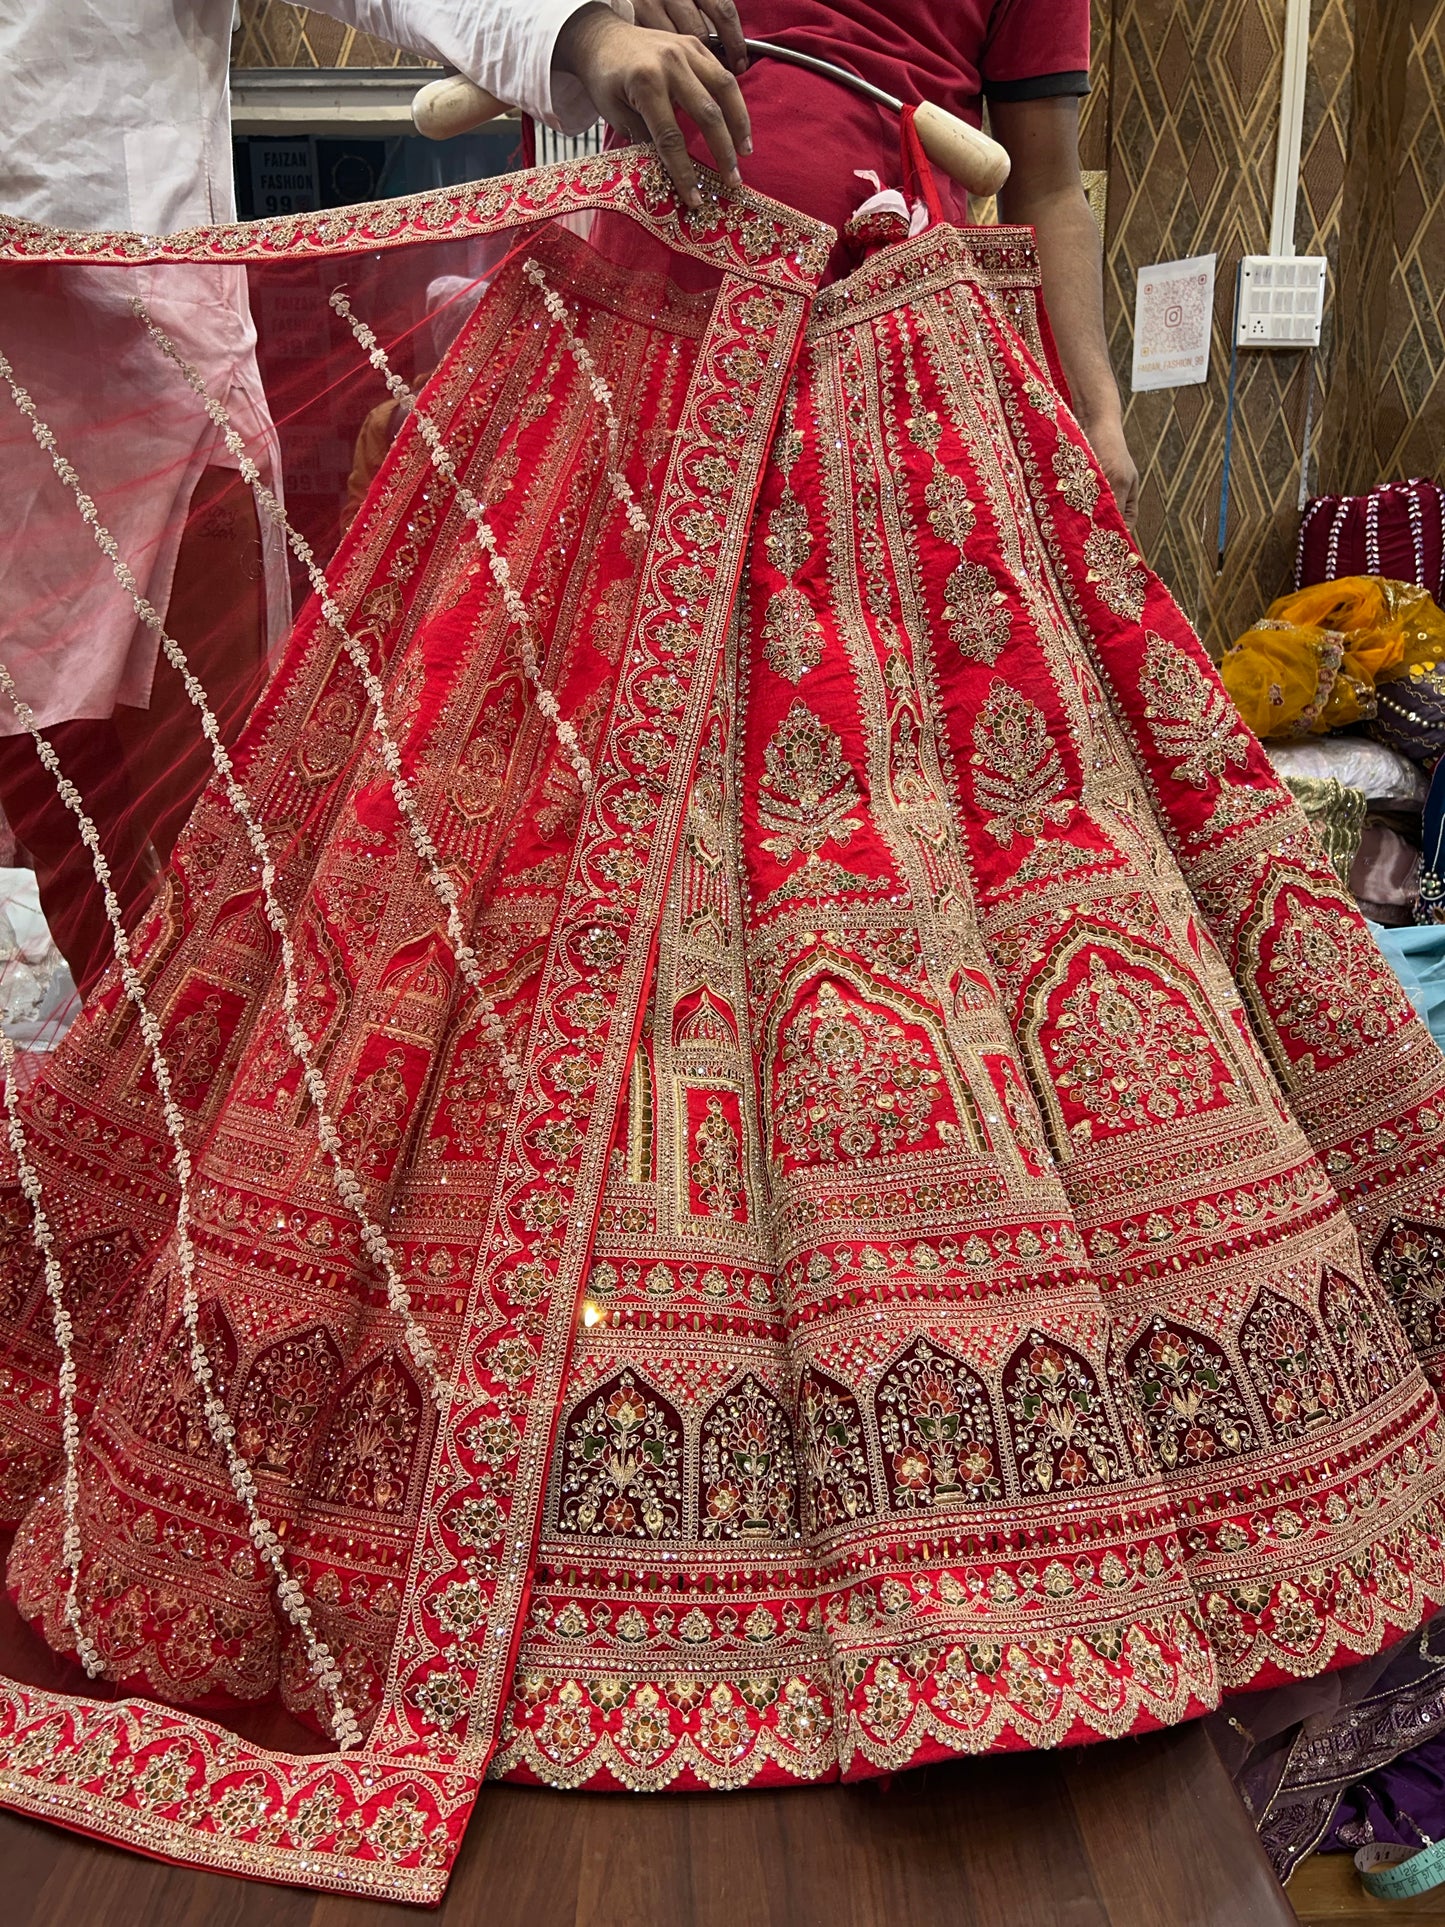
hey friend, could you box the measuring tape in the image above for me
[1355,1836,1445,1900]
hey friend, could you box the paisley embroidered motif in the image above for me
[1084,527,1147,621]
[761,585,826,683]
[758,701,864,862]
[971,680,1072,845]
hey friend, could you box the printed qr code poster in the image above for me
[1132,253,1217,393]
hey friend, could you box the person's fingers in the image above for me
[673,57,741,185]
[607,97,653,145]
[630,71,703,206]
[695,0,748,73]
[628,0,673,25]
[681,39,751,159]
[659,0,714,39]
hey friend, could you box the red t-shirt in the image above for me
[662,1,1094,249]
[740,0,1091,124]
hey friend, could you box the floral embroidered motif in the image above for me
[1048,954,1235,1139]
[314,1353,422,1513]
[337,1049,412,1177]
[1241,1291,1344,1437]
[1053,438,1100,515]
[1264,902,1402,1053]
[761,586,825,682]
[1373,1220,1445,1353]
[758,701,864,862]
[690,1095,744,1218]
[235,1328,343,1476]
[1084,527,1147,620]
[165,995,226,1104]
[763,490,812,577]
[439,1043,509,1162]
[1321,1266,1401,1406]
[772,980,942,1165]
[971,680,1072,846]
[1004,1336,1122,1493]
[795,1369,872,1533]
[924,471,976,549]
[1139,634,1252,791]
[876,1338,1001,1508]
[132,1305,237,1460]
[699,1375,797,1539]
[1125,1320,1255,1469]
[557,1372,683,1539]
[943,559,1011,663]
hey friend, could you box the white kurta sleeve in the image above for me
[312,0,634,133]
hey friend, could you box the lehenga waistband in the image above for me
[807,223,1043,337]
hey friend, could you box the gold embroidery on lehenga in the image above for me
[1083,528,1147,622]
[772,979,944,1165]
[758,700,864,862]
[699,1374,797,1538]
[943,560,1012,663]
[876,1338,1001,1508]
[690,1095,744,1217]
[1049,954,1238,1137]
[557,1371,685,1539]
[1053,437,1100,515]
[1124,1318,1257,1469]
[1138,633,1251,791]
[971,681,1073,846]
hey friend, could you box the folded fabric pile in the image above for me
[1222,576,1445,744]
[1223,576,1445,927]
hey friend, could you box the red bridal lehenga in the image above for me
[1,149,1445,1900]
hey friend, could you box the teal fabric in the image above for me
[1369,921,1445,1049]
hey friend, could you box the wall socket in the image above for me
[1235,255,1327,346]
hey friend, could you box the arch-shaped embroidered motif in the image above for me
[1371,1218,1445,1354]
[131,1299,239,1461]
[765,959,982,1169]
[555,1368,685,1541]
[1124,1315,1256,1470]
[699,1372,798,1540]
[1019,921,1247,1159]
[795,1365,874,1535]
[1002,1330,1123,1493]
[1240,1287,1344,1439]
[234,1325,344,1478]
[64,1226,148,1352]
[1239,871,1406,1081]
[875,1336,1003,1510]
[314,1350,424,1514]
[1320,1263,1402,1408]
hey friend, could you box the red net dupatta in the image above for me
[0,154,829,1900]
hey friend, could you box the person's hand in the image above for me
[553,3,752,210]
[630,0,748,74]
[1080,408,1140,526]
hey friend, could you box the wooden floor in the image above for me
[0,1722,1297,1926]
